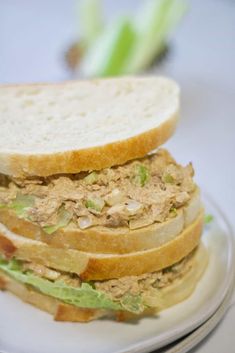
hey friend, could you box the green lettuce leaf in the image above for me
[0,257,144,313]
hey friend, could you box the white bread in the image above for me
[0,77,179,177]
[0,244,208,322]
[0,210,203,280]
[0,188,201,254]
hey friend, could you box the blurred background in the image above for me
[0,0,235,350]
[1,0,234,84]
[0,0,234,216]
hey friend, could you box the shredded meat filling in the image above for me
[94,250,195,299]
[0,149,195,230]
[21,249,195,300]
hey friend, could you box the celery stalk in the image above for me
[124,0,187,74]
[78,0,104,49]
[80,17,136,77]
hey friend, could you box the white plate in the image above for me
[158,271,235,353]
[0,194,234,353]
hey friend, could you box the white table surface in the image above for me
[0,0,235,352]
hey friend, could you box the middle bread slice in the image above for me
[0,210,203,281]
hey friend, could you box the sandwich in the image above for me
[0,77,208,322]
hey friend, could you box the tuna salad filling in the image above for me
[0,149,196,233]
[0,248,196,314]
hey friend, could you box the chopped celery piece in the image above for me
[163,173,174,183]
[120,293,144,313]
[132,164,150,187]
[204,214,213,224]
[85,197,104,212]
[8,193,35,217]
[170,207,177,216]
[84,172,98,185]
[43,207,72,235]
[80,17,136,77]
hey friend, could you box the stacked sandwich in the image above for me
[0,77,207,322]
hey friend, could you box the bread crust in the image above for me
[80,211,203,280]
[0,189,201,254]
[0,243,208,322]
[0,234,16,259]
[0,113,177,177]
[0,211,204,280]
[0,77,179,177]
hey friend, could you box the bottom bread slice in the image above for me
[0,243,208,322]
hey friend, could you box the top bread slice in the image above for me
[0,77,179,177]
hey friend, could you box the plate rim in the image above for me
[114,191,235,353]
[162,278,235,353]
